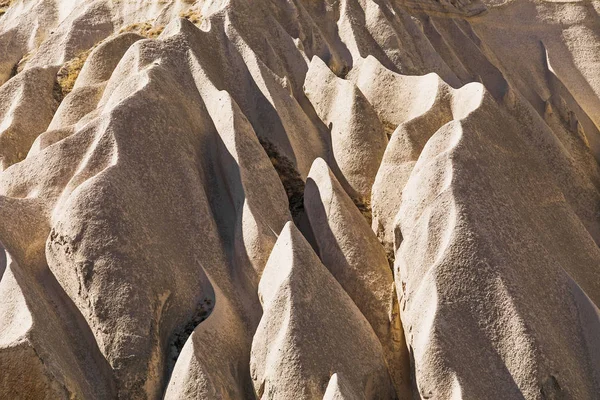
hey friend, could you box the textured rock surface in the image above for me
[304,58,387,201]
[396,87,600,399]
[304,157,410,397]
[1,0,600,398]
[250,222,395,399]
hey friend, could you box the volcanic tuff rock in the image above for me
[1,0,600,399]
[250,222,395,399]
[304,157,411,397]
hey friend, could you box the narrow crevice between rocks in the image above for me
[382,121,397,139]
[541,375,563,399]
[388,223,404,271]
[9,62,17,79]
[162,295,215,391]
[258,138,306,226]
[168,296,214,368]
[55,49,93,101]
[52,79,65,105]
[30,344,73,398]
[12,51,33,78]
[386,250,396,271]
[353,197,372,226]
[336,64,350,79]
[0,244,6,281]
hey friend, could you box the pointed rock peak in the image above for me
[75,32,144,89]
[323,373,361,400]
[451,82,487,120]
[308,55,332,73]
[306,55,343,88]
[307,156,333,177]
[273,221,312,259]
[306,156,335,192]
[305,157,411,398]
[304,60,387,200]
[259,221,319,305]
[252,222,395,399]
[305,157,370,230]
[160,17,201,40]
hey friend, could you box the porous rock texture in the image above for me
[1,0,600,399]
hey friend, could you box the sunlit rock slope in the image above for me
[1,0,600,398]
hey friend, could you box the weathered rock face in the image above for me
[250,222,395,399]
[400,0,487,17]
[396,88,600,399]
[1,0,600,398]
[304,58,388,202]
[304,157,411,398]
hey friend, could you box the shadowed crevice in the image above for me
[259,138,305,225]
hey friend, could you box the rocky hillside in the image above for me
[1,0,600,398]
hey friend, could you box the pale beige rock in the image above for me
[162,1,328,179]
[472,0,600,134]
[0,254,115,399]
[304,157,411,398]
[348,55,449,134]
[45,32,145,132]
[2,0,600,398]
[396,87,600,398]
[322,374,360,400]
[164,279,253,400]
[250,222,395,399]
[363,54,485,257]
[0,196,48,269]
[164,67,291,400]
[47,84,105,132]
[335,0,459,80]
[0,16,293,398]
[304,56,387,200]
[23,0,114,70]
[39,23,290,397]
[74,32,145,89]
[0,245,6,278]
[0,66,58,170]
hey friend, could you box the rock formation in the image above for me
[1,0,600,398]
[250,222,395,399]
[304,157,411,397]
